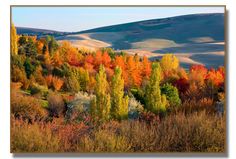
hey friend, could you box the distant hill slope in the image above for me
[16,27,69,37]
[73,13,224,50]
[17,13,225,69]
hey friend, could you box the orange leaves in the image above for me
[126,56,142,88]
[188,65,225,87]
[114,55,152,88]
[93,51,111,70]
[67,48,82,67]
[190,65,208,77]
[52,77,64,91]
[115,56,126,71]
[142,56,151,79]
[102,52,111,68]
[46,75,64,91]
[206,67,225,87]
[94,51,103,69]
[59,41,83,67]
[52,52,63,67]
[36,40,45,54]
[45,75,53,87]
[85,54,94,65]
[189,65,208,86]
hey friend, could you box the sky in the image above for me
[12,7,224,32]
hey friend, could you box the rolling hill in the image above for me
[16,27,69,37]
[16,13,225,69]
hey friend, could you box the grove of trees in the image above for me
[10,24,226,153]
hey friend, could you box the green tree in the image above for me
[161,83,181,108]
[64,75,80,93]
[18,36,27,55]
[25,38,37,57]
[18,36,27,46]
[11,23,18,55]
[24,58,35,78]
[111,67,129,120]
[78,68,90,92]
[90,65,111,121]
[47,36,58,54]
[145,63,167,114]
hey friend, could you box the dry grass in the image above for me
[11,111,225,153]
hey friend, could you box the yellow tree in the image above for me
[52,51,63,67]
[111,66,129,120]
[160,54,179,72]
[11,23,18,55]
[90,65,111,121]
[145,63,167,114]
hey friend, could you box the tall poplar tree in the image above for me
[145,63,167,114]
[11,23,18,55]
[90,65,111,121]
[111,66,129,120]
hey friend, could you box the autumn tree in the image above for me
[84,54,95,74]
[189,65,208,86]
[64,74,80,93]
[161,83,181,108]
[94,51,103,70]
[160,54,179,72]
[25,38,37,57]
[11,23,18,55]
[102,51,111,68]
[24,58,35,79]
[145,63,167,114]
[142,56,151,77]
[114,55,128,87]
[127,56,142,87]
[52,76,64,91]
[78,68,90,92]
[52,51,63,67]
[46,36,58,54]
[90,65,111,121]
[11,65,29,89]
[32,66,47,86]
[111,67,129,120]
[206,67,224,87]
[36,39,45,54]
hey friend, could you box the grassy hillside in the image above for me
[16,13,225,68]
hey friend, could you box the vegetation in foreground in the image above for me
[10,23,225,153]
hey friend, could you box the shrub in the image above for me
[11,92,47,122]
[32,66,47,86]
[11,118,60,153]
[138,111,160,125]
[161,83,181,109]
[128,97,144,119]
[29,83,48,98]
[64,75,80,93]
[179,98,214,114]
[47,92,65,117]
[11,111,225,153]
[130,88,145,105]
[121,111,225,152]
[11,65,29,89]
